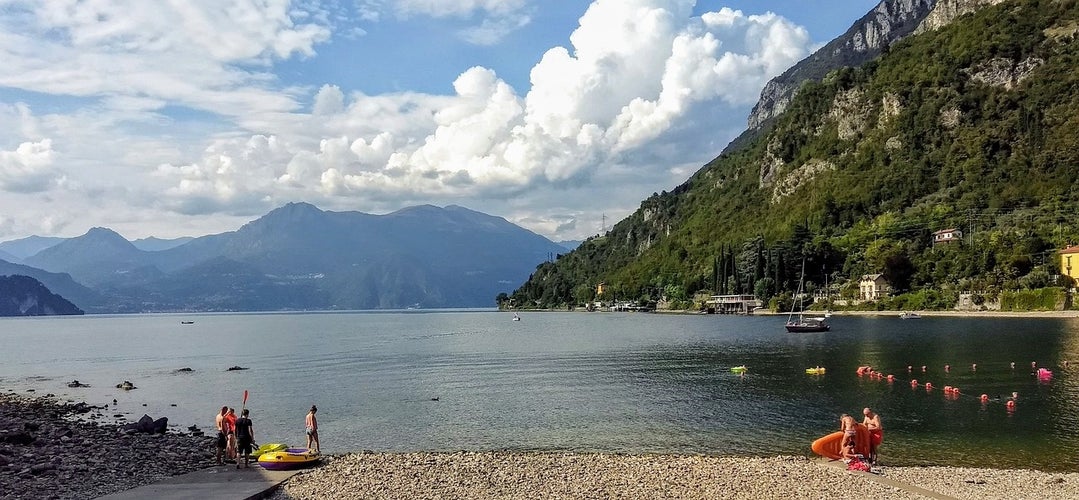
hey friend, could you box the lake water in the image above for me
[2,311,1077,471]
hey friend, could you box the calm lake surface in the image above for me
[2,311,1078,471]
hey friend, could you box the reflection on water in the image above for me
[1,311,1077,471]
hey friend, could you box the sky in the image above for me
[0,0,881,242]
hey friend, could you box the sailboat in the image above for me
[785,261,830,333]
[512,312,521,321]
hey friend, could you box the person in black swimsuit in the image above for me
[234,409,255,469]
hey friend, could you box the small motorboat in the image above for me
[805,367,826,375]
[512,313,521,321]
[257,447,321,470]
[899,312,921,319]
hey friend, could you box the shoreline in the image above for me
[648,308,1079,319]
[4,393,1078,500]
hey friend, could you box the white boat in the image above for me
[899,312,921,319]
[512,312,521,321]
[786,261,829,333]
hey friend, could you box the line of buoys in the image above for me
[875,367,1025,412]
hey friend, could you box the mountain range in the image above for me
[1,203,569,312]
[509,0,1079,310]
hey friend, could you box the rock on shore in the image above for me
[0,392,213,500]
[271,452,1079,500]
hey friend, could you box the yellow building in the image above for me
[1061,246,1079,283]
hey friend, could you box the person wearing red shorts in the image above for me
[863,407,883,465]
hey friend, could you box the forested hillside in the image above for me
[509,0,1079,311]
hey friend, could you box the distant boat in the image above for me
[786,261,829,333]
[512,312,521,322]
[180,321,194,325]
[899,312,921,319]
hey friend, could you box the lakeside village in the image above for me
[525,232,1079,315]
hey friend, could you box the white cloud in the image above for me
[0,1,330,118]
[0,1,817,241]
[147,0,811,236]
[0,139,63,193]
[393,0,529,19]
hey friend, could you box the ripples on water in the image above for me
[1,311,1077,471]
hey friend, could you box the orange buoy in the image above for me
[925,382,933,390]
[887,374,894,382]
[910,379,918,387]
[943,385,953,393]
[953,387,960,394]
[1006,400,1016,409]
[980,394,989,402]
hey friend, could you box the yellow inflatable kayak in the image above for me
[257,448,321,470]
[730,365,748,374]
[249,443,287,459]
[805,367,826,375]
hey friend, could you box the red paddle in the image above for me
[242,390,249,411]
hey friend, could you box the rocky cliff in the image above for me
[915,0,1007,33]
[744,0,936,134]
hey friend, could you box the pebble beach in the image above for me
[3,392,1078,500]
[268,452,1079,500]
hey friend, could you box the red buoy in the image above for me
[980,394,989,402]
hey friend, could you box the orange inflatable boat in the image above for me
[811,423,871,460]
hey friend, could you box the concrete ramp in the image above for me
[96,464,302,500]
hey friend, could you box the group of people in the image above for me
[214,406,256,468]
[839,407,883,467]
[213,404,321,468]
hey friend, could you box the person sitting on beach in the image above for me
[234,409,255,469]
[306,405,320,453]
[863,407,883,465]
[225,407,238,461]
[841,436,860,462]
[214,406,228,465]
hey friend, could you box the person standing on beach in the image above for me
[840,413,857,442]
[225,407,238,461]
[863,407,883,465]
[214,406,228,465]
[234,409,255,469]
[306,405,320,453]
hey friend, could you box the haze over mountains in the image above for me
[0,203,569,313]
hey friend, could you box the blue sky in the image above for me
[0,0,880,242]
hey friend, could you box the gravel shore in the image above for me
[269,452,1079,500]
[0,392,213,500]
[5,392,1078,500]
